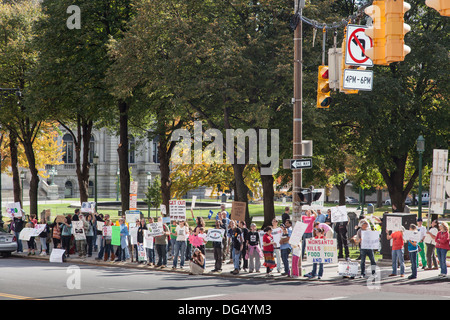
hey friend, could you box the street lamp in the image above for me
[49,165,58,186]
[20,170,27,207]
[146,171,152,218]
[416,135,425,220]
[93,153,99,211]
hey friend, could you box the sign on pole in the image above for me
[290,158,313,170]
[342,69,373,91]
[345,25,373,67]
[169,200,186,221]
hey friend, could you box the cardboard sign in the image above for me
[56,215,65,223]
[111,226,121,246]
[206,228,225,242]
[386,216,402,232]
[403,230,421,243]
[361,230,380,250]
[143,230,154,249]
[72,221,86,240]
[338,261,359,277]
[169,200,186,221]
[147,222,164,237]
[49,249,66,263]
[231,201,246,221]
[5,202,22,218]
[306,238,338,264]
[19,228,35,241]
[330,206,348,223]
[289,222,308,246]
[271,227,282,247]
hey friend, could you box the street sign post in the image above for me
[290,158,313,170]
[343,69,374,91]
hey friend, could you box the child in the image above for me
[407,224,418,280]
[291,245,301,278]
[304,228,325,280]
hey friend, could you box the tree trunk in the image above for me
[158,141,171,217]
[232,163,250,226]
[9,131,21,204]
[117,100,130,214]
[335,180,348,206]
[376,188,383,208]
[260,165,275,228]
[22,139,39,217]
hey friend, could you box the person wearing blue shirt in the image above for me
[216,204,229,220]
[116,218,129,262]
[280,220,293,276]
[315,209,327,223]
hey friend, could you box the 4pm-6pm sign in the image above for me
[343,69,373,91]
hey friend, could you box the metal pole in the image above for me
[94,163,98,212]
[293,1,303,276]
[418,152,423,220]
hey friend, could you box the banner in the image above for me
[169,200,186,221]
[206,228,225,242]
[330,206,348,223]
[147,222,164,237]
[361,230,381,250]
[289,222,308,246]
[72,221,86,240]
[111,226,121,246]
[5,202,22,218]
[306,238,338,264]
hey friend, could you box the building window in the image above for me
[62,134,74,164]
[129,135,135,164]
[88,180,94,196]
[152,138,159,163]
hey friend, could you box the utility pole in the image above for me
[292,0,304,276]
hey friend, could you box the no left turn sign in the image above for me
[345,25,373,67]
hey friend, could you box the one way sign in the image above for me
[290,159,313,170]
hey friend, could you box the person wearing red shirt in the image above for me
[435,222,450,277]
[386,228,405,277]
[262,226,276,277]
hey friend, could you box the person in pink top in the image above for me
[301,210,317,259]
[435,222,450,277]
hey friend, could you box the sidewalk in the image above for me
[12,248,448,284]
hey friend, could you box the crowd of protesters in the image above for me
[6,204,450,279]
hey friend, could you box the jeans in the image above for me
[281,248,291,275]
[436,248,448,275]
[173,241,186,267]
[146,248,155,263]
[155,244,167,266]
[97,236,105,259]
[15,232,23,252]
[392,248,405,275]
[409,250,417,278]
[426,243,438,269]
[233,248,241,270]
[311,263,323,277]
[360,249,376,276]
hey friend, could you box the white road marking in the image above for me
[177,294,226,300]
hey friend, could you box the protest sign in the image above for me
[271,227,282,247]
[147,222,164,237]
[130,227,139,245]
[306,238,338,264]
[206,228,225,242]
[130,181,138,194]
[361,230,381,250]
[258,230,265,250]
[169,200,186,221]
[56,215,65,223]
[34,224,47,237]
[125,211,141,228]
[81,202,95,214]
[5,202,22,218]
[102,226,112,237]
[191,195,197,209]
[231,201,246,221]
[160,204,167,216]
[111,226,121,246]
[97,221,104,232]
[137,244,147,262]
[338,261,359,277]
[72,221,86,240]
[386,216,402,232]
[330,206,348,223]
[19,228,35,241]
[189,234,205,247]
[403,230,421,243]
[49,248,66,263]
[289,222,308,246]
[143,230,154,249]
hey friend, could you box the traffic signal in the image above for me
[384,0,411,63]
[317,66,332,108]
[425,0,450,16]
[298,187,322,205]
[364,1,388,65]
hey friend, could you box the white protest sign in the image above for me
[169,200,186,221]
[258,230,265,251]
[143,230,154,249]
[403,230,421,243]
[338,261,359,277]
[72,221,86,240]
[271,227,282,247]
[96,221,104,232]
[361,230,381,250]
[49,248,66,263]
[137,243,147,262]
[34,224,47,237]
[330,206,348,223]
[289,222,308,246]
[147,222,164,237]
[191,196,197,209]
[386,216,402,232]
[5,202,22,218]
[81,202,95,214]
[126,211,141,228]
[306,238,338,264]
[102,226,112,237]
[206,228,225,242]
[19,228,35,241]
[130,227,139,245]
[160,204,166,215]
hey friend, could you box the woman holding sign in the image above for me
[435,222,450,277]
[173,220,189,269]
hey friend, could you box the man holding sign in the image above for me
[353,220,378,278]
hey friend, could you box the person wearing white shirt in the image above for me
[424,219,439,270]
[416,218,427,269]
[172,220,189,269]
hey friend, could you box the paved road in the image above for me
[1,257,449,302]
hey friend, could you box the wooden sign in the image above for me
[230,201,246,221]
